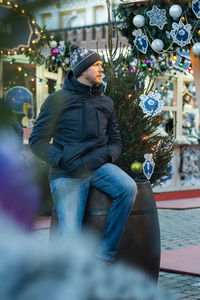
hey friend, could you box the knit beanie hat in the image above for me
[69,44,102,78]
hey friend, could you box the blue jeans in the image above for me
[50,163,137,262]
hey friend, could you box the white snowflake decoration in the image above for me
[139,91,164,116]
[170,20,192,47]
[146,5,167,30]
[192,0,200,18]
[40,44,51,58]
[132,29,148,54]
[143,153,155,180]
[58,41,66,56]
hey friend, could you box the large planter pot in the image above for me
[117,179,161,280]
[50,180,161,281]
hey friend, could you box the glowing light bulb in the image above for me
[172,55,178,61]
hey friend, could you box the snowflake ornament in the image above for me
[143,153,155,180]
[139,91,164,116]
[132,29,148,54]
[58,41,66,56]
[40,44,51,58]
[146,5,168,30]
[192,0,200,18]
[170,20,192,47]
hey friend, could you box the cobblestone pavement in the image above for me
[32,208,200,299]
[157,208,200,300]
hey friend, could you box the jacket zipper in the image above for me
[81,100,87,141]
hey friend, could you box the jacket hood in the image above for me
[62,70,104,96]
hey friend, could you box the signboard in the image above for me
[0,5,33,51]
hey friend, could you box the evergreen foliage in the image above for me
[115,0,199,59]
[24,26,71,72]
[103,51,174,186]
[101,0,174,186]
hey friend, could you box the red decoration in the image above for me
[142,135,148,141]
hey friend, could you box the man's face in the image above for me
[82,61,104,86]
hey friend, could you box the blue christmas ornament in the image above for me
[170,20,192,47]
[143,153,155,180]
[146,5,167,30]
[132,29,148,54]
[5,86,33,114]
[139,91,164,116]
[192,0,200,18]
[58,41,66,56]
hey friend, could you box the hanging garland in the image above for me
[3,61,61,95]
[116,0,200,59]
[24,26,71,72]
[0,1,71,72]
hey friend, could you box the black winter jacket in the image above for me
[29,71,122,179]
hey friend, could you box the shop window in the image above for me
[3,61,36,98]
[154,75,177,137]
[94,6,105,24]
[2,60,36,127]
[42,13,52,28]
[155,72,199,144]
[47,79,57,95]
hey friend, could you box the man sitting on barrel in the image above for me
[29,44,137,263]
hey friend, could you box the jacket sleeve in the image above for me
[29,94,63,167]
[106,109,122,163]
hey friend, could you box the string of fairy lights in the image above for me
[3,60,62,96]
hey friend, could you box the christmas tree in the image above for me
[102,0,174,186]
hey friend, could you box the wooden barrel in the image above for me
[50,180,161,281]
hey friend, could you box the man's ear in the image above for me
[79,71,87,79]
